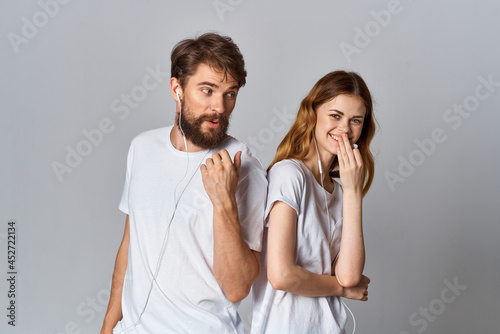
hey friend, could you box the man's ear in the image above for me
[170,77,182,102]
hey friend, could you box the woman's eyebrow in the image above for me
[329,109,365,118]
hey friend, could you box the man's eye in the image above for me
[202,88,212,94]
[227,92,236,98]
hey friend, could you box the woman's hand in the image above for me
[333,133,365,287]
[336,133,363,193]
[342,275,370,301]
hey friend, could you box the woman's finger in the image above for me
[336,138,345,170]
[353,147,363,166]
[340,134,356,166]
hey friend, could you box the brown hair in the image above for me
[268,71,376,196]
[171,32,247,89]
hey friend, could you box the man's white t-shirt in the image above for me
[113,126,267,334]
[251,159,347,334]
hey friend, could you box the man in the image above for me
[101,33,267,333]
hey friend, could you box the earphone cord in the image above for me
[117,94,202,334]
[342,300,356,334]
[313,137,356,334]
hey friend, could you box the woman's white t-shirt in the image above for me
[251,159,347,334]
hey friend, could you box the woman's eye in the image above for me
[351,119,362,124]
[331,114,340,119]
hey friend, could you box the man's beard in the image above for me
[178,101,230,149]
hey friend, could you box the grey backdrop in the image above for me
[2,0,499,333]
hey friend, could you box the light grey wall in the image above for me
[1,0,499,333]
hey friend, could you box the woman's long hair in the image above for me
[268,71,376,196]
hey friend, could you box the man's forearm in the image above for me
[101,270,125,332]
[212,199,259,303]
[101,217,129,333]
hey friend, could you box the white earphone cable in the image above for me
[117,92,208,333]
[342,300,356,334]
[313,136,356,334]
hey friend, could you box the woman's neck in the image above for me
[302,148,335,190]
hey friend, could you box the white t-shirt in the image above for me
[251,159,347,334]
[113,126,268,334]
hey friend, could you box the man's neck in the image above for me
[170,124,205,152]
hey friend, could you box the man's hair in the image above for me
[171,32,247,89]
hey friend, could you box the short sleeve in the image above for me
[118,142,134,214]
[265,160,305,223]
[235,150,268,252]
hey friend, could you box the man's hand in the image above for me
[200,149,242,206]
[200,149,259,302]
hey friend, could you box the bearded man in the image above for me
[101,33,267,334]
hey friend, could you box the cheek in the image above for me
[187,96,208,114]
[224,101,236,114]
[314,124,328,140]
[316,117,333,133]
[352,126,363,141]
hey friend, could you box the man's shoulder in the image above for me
[220,136,265,175]
[130,126,172,148]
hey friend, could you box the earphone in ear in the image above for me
[353,143,358,149]
[176,89,180,102]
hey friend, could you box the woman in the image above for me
[251,71,376,334]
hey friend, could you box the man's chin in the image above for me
[187,131,227,149]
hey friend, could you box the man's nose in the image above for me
[211,95,225,114]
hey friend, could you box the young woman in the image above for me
[251,71,376,334]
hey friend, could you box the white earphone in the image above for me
[117,85,198,333]
[313,135,357,334]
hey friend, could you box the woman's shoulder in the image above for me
[267,159,310,192]
[268,159,306,179]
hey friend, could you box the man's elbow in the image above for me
[225,285,252,303]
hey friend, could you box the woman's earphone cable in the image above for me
[313,136,356,334]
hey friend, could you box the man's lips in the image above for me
[205,119,220,128]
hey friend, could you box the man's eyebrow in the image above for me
[197,82,239,91]
[329,109,365,118]
[198,81,219,88]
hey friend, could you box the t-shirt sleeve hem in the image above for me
[265,196,299,221]
[119,204,129,215]
[246,240,262,252]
